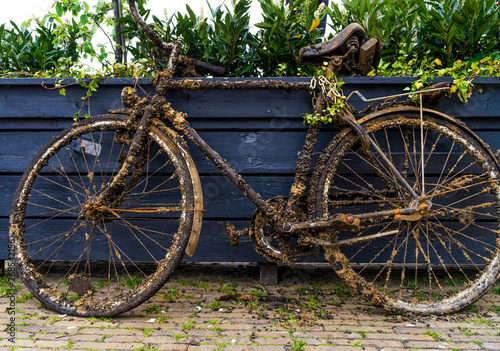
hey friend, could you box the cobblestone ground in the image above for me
[1,263,500,351]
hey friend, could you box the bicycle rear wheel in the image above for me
[10,115,197,317]
[311,107,500,315]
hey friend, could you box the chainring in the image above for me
[249,196,312,263]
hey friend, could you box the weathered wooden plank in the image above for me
[3,116,500,132]
[2,216,494,264]
[0,84,311,119]
[0,175,293,219]
[0,78,499,119]
[0,130,324,174]
[3,173,495,222]
[0,117,310,131]
[2,77,500,264]
[0,222,9,259]
[0,218,266,262]
[3,130,500,175]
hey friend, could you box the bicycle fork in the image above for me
[82,105,155,217]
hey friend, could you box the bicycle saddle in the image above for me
[299,23,382,76]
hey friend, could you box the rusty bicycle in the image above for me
[9,0,500,317]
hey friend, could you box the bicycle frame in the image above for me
[113,0,448,251]
[149,75,425,235]
[121,0,421,234]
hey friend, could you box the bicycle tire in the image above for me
[310,107,500,315]
[10,115,197,317]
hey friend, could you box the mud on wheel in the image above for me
[9,115,196,317]
[310,107,500,315]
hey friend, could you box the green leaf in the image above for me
[55,3,64,17]
[254,22,273,29]
[269,21,278,38]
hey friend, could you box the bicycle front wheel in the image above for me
[10,115,197,317]
[311,107,500,315]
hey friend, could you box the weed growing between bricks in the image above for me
[1,262,499,350]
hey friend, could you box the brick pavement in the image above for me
[1,263,499,351]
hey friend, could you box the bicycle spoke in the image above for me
[28,224,82,261]
[369,132,404,193]
[114,216,173,257]
[398,226,410,300]
[35,222,86,279]
[333,163,400,208]
[25,202,81,218]
[89,131,106,184]
[95,223,147,283]
[425,219,474,284]
[30,182,84,207]
[429,219,497,253]
[51,154,87,194]
[56,224,99,290]
[11,118,194,316]
[317,111,500,314]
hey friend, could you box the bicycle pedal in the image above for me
[225,222,249,246]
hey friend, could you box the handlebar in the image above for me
[127,0,226,76]
[179,57,227,76]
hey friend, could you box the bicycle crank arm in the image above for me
[303,229,399,249]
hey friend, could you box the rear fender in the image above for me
[358,106,500,170]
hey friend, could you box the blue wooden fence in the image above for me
[1,77,499,262]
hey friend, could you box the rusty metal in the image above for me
[179,56,227,76]
[369,135,420,199]
[346,86,451,103]
[304,229,399,248]
[358,37,383,75]
[282,122,320,224]
[155,77,311,94]
[338,109,372,150]
[299,23,382,74]
[129,0,174,58]
[248,196,315,263]
[283,213,361,233]
[149,119,205,258]
[225,222,249,247]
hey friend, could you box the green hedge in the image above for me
[1,0,499,78]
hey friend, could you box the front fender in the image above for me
[152,119,203,257]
